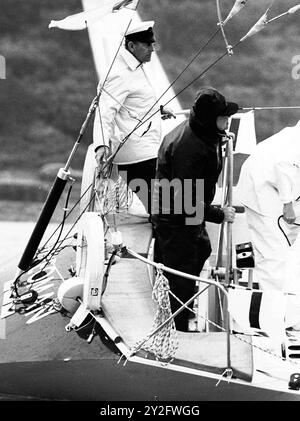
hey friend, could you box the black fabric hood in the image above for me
[190,86,238,137]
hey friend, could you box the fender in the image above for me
[57,211,105,315]
[77,211,105,311]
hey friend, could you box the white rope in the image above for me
[94,174,133,215]
[130,265,178,362]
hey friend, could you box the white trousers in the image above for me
[245,207,300,327]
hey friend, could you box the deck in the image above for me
[0,217,300,400]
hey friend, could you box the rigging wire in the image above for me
[56,5,243,202]
[30,2,300,258]
[12,183,75,295]
[37,158,116,260]
[15,2,298,288]
[102,44,234,168]
[98,1,300,168]
[12,1,134,283]
[94,0,143,158]
[37,182,73,257]
[29,160,122,281]
[95,9,231,168]
[136,26,221,122]
[12,175,108,296]
[96,0,256,151]
[36,185,73,273]
[28,168,123,283]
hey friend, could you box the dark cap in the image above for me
[193,87,239,119]
[125,21,155,44]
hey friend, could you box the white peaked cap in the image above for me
[126,20,155,36]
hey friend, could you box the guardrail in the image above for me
[126,247,232,374]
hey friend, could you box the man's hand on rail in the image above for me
[222,206,236,223]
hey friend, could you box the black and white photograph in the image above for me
[1,0,300,405]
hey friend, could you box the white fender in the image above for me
[76,211,105,311]
[57,211,105,315]
[57,276,83,314]
[80,144,97,214]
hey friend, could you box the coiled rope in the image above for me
[130,264,178,362]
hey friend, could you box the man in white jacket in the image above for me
[93,21,174,214]
[237,120,300,328]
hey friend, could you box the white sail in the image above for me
[49,0,138,30]
[229,110,257,155]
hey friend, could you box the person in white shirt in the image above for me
[237,120,300,329]
[93,21,174,213]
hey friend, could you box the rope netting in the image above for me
[126,253,300,369]
[130,265,178,362]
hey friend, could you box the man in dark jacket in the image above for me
[151,86,238,331]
